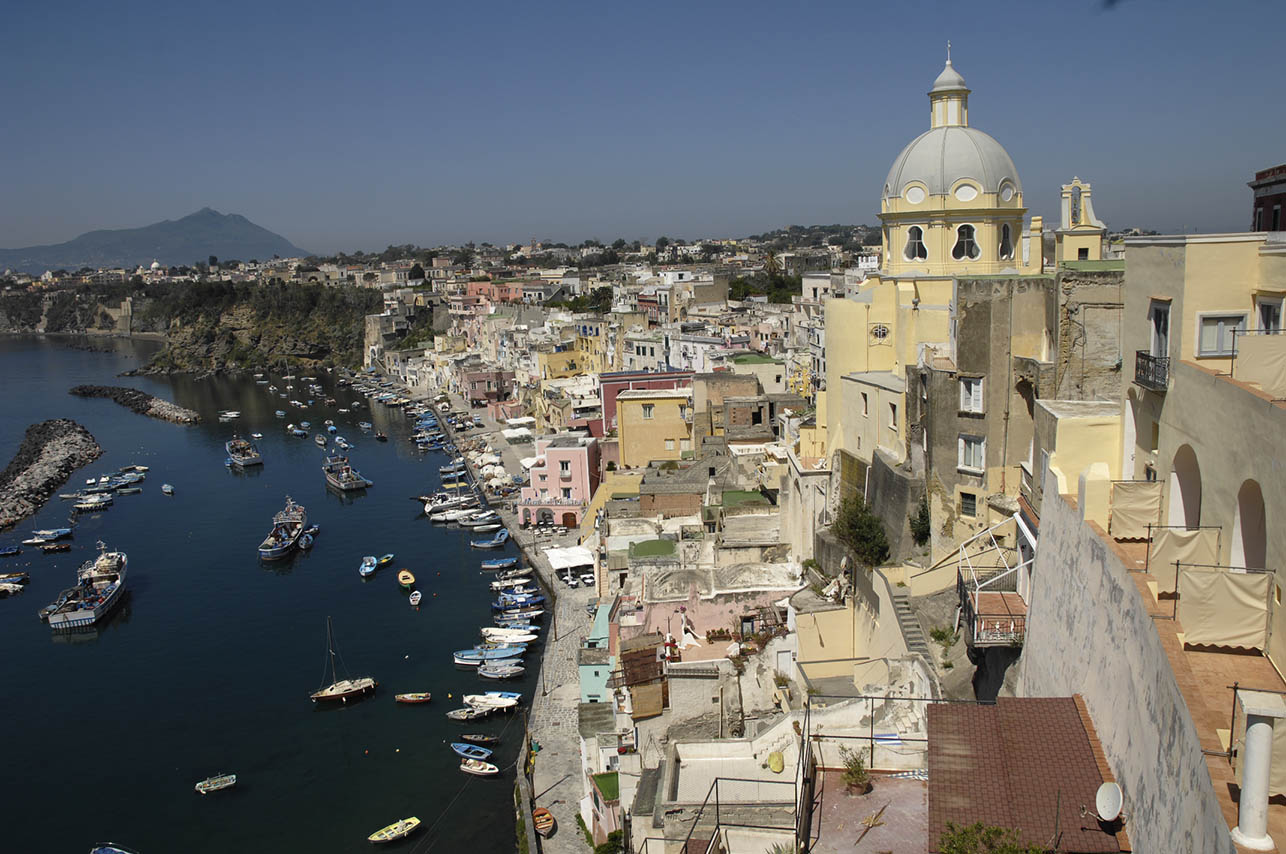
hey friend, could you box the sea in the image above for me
[0,335,528,853]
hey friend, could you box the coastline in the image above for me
[0,419,103,530]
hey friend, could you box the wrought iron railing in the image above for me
[1135,350,1169,391]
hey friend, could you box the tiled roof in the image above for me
[927,697,1122,853]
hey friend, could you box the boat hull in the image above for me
[310,677,377,703]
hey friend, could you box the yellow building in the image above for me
[1054,177,1108,265]
[536,348,584,380]
[616,388,693,469]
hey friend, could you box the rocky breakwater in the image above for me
[69,385,201,424]
[0,420,103,529]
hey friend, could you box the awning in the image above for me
[520,456,543,470]
[505,416,536,426]
[502,427,532,440]
[546,546,595,570]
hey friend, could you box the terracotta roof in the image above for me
[927,697,1121,853]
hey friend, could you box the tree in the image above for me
[910,496,931,546]
[594,830,624,854]
[937,822,1047,854]
[208,255,218,268]
[655,236,670,251]
[452,247,475,267]
[409,263,425,281]
[831,494,889,570]
[611,238,627,250]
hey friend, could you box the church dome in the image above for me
[883,125,1021,200]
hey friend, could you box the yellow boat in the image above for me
[368,816,421,843]
[397,569,416,590]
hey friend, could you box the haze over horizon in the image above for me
[5,0,1282,254]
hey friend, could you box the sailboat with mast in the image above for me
[310,616,377,703]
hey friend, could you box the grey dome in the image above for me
[930,60,967,93]
[884,125,1021,199]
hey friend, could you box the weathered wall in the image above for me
[1014,490,1234,854]
[1054,269,1125,401]
[865,449,923,562]
[640,492,702,518]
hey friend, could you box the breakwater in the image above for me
[0,419,102,529]
[69,384,201,424]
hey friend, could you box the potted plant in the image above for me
[840,747,872,795]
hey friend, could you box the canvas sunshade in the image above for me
[1109,481,1163,540]
[1151,529,1221,594]
[1177,568,1269,650]
[1236,334,1286,399]
[1232,696,1286,797]
[630,681,664,720]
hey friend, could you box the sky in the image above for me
[3,0,1283,254]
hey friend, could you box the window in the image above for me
[1274,206,1282,232]
[958,434,985,472]
[1197,313,1246,357]
[641,404,654,419]
[861,392,869,417]
[1258,298,1282,333]
[1078,247,1089,261]
[904,226,928,261]
[1148,301,1170,357]
[959,377,984,413]
[559,460,570,473]
[561,488,571,499]
[952,224,980,260]
[665,439,675,451]
[888,402,898,433]
[960,492,978,517]
[998,224,1014,260]
[1255,208,1263,231]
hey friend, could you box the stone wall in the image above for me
[1053,269,1125,401]
[865,450,923,562]
[1013,490,1234,854]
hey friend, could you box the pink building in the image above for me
[462,368,515,406]
[519,435,600,527]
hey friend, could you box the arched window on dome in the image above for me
[998,224,1014,260]
[904,226,927,261]
[952,224,980,261]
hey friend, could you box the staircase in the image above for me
[891,591,932,658]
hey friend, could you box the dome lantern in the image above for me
[929,43,969,129]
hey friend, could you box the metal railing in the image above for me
[1135,350,1170,391]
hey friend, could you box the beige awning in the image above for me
[1177,568,1270,649]
[1109,481,1162,540]
[630,682,664,720]
[1150,529,1221,594]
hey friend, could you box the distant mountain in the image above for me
[0,208,310,273]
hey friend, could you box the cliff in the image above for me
[0,420,103,529]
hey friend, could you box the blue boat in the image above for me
[450,742,494,760]
[359,556,377,577]
[453,645,527,665]
[275,410,286,417]
[480,557,519,571]
[470,529,510,550]
[0,546,21,557]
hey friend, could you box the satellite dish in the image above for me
[1095,782,1123,821]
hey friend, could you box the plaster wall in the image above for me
[1014,490,1235,854]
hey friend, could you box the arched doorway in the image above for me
[1168,444,1202,529]
[562,512,578,527]
[1231,480,1267,569]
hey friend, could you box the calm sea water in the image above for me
[0,336,526,854]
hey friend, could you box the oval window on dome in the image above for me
[1000,183,1015,203]
[954,184,978,202]
[904,186,926,205]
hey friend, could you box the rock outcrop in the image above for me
[0,420,103,529]
[68,385,201,424]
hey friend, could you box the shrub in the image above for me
[831,495,889,570]
[839,746,870,793]
[910,496,931,546]
[937,822,1047,854]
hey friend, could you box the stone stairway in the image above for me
[891,591,933,658]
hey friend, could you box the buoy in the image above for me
[396,748,400,753]
[364,749,369,754]
[447,693,452,699]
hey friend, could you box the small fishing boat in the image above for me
[258,497,307,560]
[22,536,48,547]
[194,773,237,794]
[532,807,556,838]
[225,437,263,467]
[91,844,142,854]
[453,648,525,667]
[460,758,500,777]
[300,421,311,428]
[460,733,499,746]
[397,569,416,590]
[450,742,493,760]
[479,663,526,680]
[368,816,422,844]
[458,511,500,528]
[298,533,314,550]
[470,529,509,550]
[327,424,337,433]
[375,432,388,442]
[304,524,320,537]
[275,410,286,418]
[377,553,395,567]
[480,557,519,571]
[33,527,73,540]
[314,434,327,446]
[358,421,372,430]
[42,542,72,553]
[394,692,432,704]
[408,590,422,606]
[74,494,113,512]
[481,629,538,644]
[471,523,503,534]
[446,706,491,721]
[464,691,521,710]
[116,487,142,495]
[0,547,21,558]
[323,452,372,491]
[0,571,30,584]
[359,556,377,577]
[161,484,174,495]
[309,616,377,703]
[250,432,264,440]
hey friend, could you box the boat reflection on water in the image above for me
[49,594,133,644]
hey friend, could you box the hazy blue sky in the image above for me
[4,0,1282,253]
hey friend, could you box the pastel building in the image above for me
[616,388,693,469]
[518,434,601,527]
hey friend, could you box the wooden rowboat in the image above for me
[395,692,432,704]
[368,816,421,843]
[532,807,556,837]
[397,569,415,589]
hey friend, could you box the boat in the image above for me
[91,844,142,854]
[225,437,264,467]
[358,421,372,430]
[0,571,30,585]
[446,706,491,721]
[368,817,422,844]
[326,424,337,433]
[74,494,113,512]
[375,432,388,442]
[194,773,237,794]
[480,557,520,571]
[44,542,128,631]
[33,527,72,540]
[377,553,395,567]
[275,410,286,418]
[471,523,503,534]
[258,497,307,560]
[464,691,521,710]
[116,487,142,495]
[397,569,416,590]
[310,617,377,703]
[42,542,72,553]
[314,434,327,446]
[0,547,21,558]
[300,421,311,428]
[298,533,314,550]
[408,590,422,606]
[250,432,264,440]
[479,663,526,680]
[460,758,500,777]
[490,578,537,592]
[459,511,501,528]
[359,556,377,577]
[394,692,432,704]
[453,646,526,666]
[460,734,499,746]
[481,629,538,644]
[322,452,372,491]
[23,536,48,546]
[161,484,174,495]
[532,807,556,838]
[496,607,545,621]
[304,524,321,537]
[470,529,510,549]
[450,742,493,760]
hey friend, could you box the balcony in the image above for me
[518,495,583,507]
[559,469,573,481]
[1135,350,1169,391]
